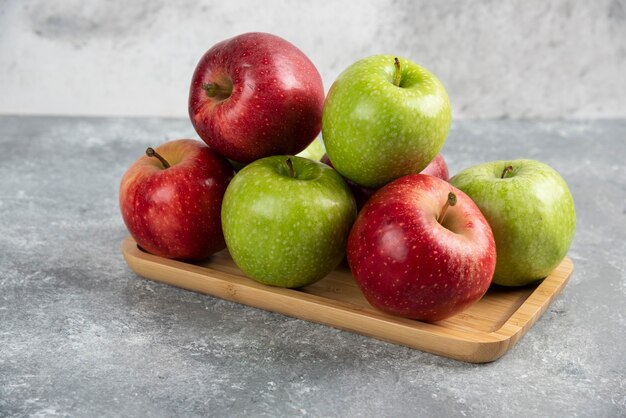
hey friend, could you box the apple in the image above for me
[189,32,325,164]
[221,156,356,288]
[321,153,450,210]
[450,159,576,286]
[320,153,376,210]
[421,153,449,181]
[322,55,451,188]
[296,136,325,161]
[347,174,496,321]
[119,139,234,260]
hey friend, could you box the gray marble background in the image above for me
[1,0,625,119]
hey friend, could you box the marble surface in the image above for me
[1,0,626,119]
[0,116,625,417]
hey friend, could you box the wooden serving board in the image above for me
[122,237,573,363]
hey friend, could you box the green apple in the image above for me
[450,159,576,286]
[322,55,451,188]
[296,136,325,161]
[221,155,356,288]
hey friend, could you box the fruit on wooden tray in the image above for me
[347,174,496,321]
[120,33,576,322]
[119,139,234,260]
[322,55,451,188]
[450,159,576,286]
[221,156,356,288]
[189,32,324,164]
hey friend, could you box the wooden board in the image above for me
[121,237,573,363]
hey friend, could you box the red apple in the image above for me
[189,32,325,164]
[347,174,496,322]
[119,139,234,260]
[321,153,449,210]
[420,153,449,181]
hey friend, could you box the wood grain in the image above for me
[121,237,573,363]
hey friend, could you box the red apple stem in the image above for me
[202,82,232,99]
[285,158,295,178]
[501,165,514,179]
[393,57,402,87]
[438,192,457,224]
[145,147,170,169]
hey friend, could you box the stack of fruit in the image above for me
[120,32,575,322]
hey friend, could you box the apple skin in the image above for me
[320,153,376,210]
[421,153,449,181]
[189,32,325,164]
[296,136,325,161]
[321,153,449,210]
[347,174,496,322]
[221,156,357,288]
[322,55,451,188]
[120,139,234,260]
[450,159,576,286]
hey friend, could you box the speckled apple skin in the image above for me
[120,139,234,260]
[322,55,451,188]
[450,159,576,286]
[347,174,496,322]
[321,153,450,210]
[295,137,325,161]
[221,156,357,288]
[420,154,449,181]
[189,32,325,164]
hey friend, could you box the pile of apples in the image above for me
[120,33,576,322]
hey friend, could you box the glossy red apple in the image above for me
[119,139,234,260]
[321,153,449,210]
[347,174,496,322]
[189,32,325,164]
[420,154,449,180]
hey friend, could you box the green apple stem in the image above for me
[393,57,402,87]
[285,158,295,178]
[202,82,232,99]
[145,147,170,169]
[501,165,514,179]
[438,192,457,224]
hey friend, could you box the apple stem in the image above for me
[286,158,295,178]
[438,192,457,224]
[202,82,232,99]
[145,147,171,169]
[501,165,514,179]
[393,57,402,87]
